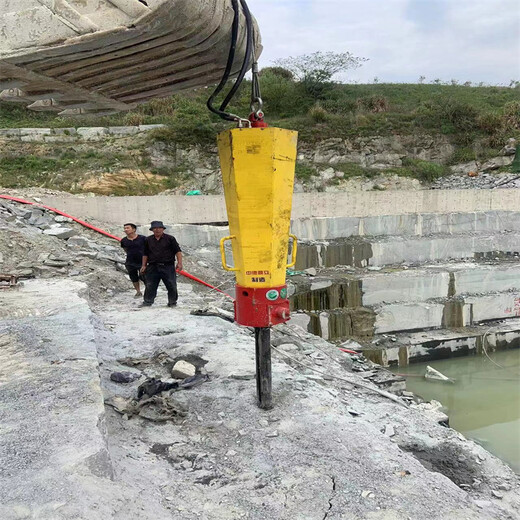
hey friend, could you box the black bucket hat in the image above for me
[149,220,166,230]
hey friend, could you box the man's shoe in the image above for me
[139,302,152,308]
[167,302,177,307]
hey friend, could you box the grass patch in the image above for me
[151,163,191,190]
[295,162,318,181]
[2,83,518,146]
[1,81,518,195]
[0,150,151,190]
[387,158,450,183]
[0,156,68,187]
[333,162,376,178]
[448,146,498,165]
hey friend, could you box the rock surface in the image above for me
[0,193,519,519]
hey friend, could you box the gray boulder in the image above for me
[43,227,77,239]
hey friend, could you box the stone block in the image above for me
[375,302,446,333]
[55,215,72,223]
[29,216,52,229]
[138,124,166,132]
[320,168,335,181]
[67,236,90,248]
[0,128,20,138]
[370,235,480,266]
[418,213,450,235]
[450,161,478,175]
[171,360,196,379]
[43,135,77,143]
[455,265,520,295]
[447,212,477,234]
[291,217,360,241]
[76,127,108,140]
[495,211,520,232]
[76,251,98,259]
[52,128,77,136]
[148,224,229,249]
[19,128,51,136]
[362,214,417,237]
[43,227,77,239]
[107,126,139,136]
[467,293,520,323]
[289,313,311,332]
[20,128,52,142]
[362,270,450,306]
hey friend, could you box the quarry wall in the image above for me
[40,189,520,225]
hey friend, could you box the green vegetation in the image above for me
[1,77,518,149]
[0,156,68,187]
[0,61,518,193]
[295,163,318,181]
[333,162,375,178]
[387,158,451,183]
[0,149,155,191]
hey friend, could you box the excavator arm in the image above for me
[0,0,261,115]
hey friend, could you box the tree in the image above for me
[259,66,294,81]
[274,51,368,100]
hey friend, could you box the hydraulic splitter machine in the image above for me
[218,126,298,409]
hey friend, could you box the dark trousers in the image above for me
[144,264,178,305]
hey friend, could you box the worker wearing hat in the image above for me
[140,221,183,307]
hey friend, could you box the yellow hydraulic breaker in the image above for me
[218,126,298,408]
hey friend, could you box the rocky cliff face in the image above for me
[0,127,516,195]
[150,133,457,194]
[150,133,515,194]
[303,134,456,168]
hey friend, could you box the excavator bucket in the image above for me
[0,0,261,115]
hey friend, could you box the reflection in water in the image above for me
[393,349,520,473]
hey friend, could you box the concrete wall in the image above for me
[40,189,520,225]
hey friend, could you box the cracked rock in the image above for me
[43,227,77,239]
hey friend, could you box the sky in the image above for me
[247,0,520,85]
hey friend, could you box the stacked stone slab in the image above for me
[0,0,261,115]
[292,212,520,269]
[287,211,520,364]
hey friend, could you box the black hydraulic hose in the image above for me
[218,0,254,112]
[206,0,240,121]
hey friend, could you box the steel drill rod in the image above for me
[255,326,272,409]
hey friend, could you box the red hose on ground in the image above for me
[1,194,234,300]
[0,194,121,240]
[339,347,360,355]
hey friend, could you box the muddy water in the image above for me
[394,349,520,473]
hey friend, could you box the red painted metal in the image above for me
[234,284,290,327]
[248,112,268,128]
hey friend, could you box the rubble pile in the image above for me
[0,197,126,281]
[432,171,520,190]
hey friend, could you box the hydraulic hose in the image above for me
[206,0,255,122]
[0,194,121,240]
[1,196,358,352]
[0,194,234,300]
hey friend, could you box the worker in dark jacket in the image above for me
[120,223,146,298]
[140,221,183,307]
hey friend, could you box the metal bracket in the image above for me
[286,234,298,268]
[219,235,239,271]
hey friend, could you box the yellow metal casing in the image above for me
[217,127,298,288]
